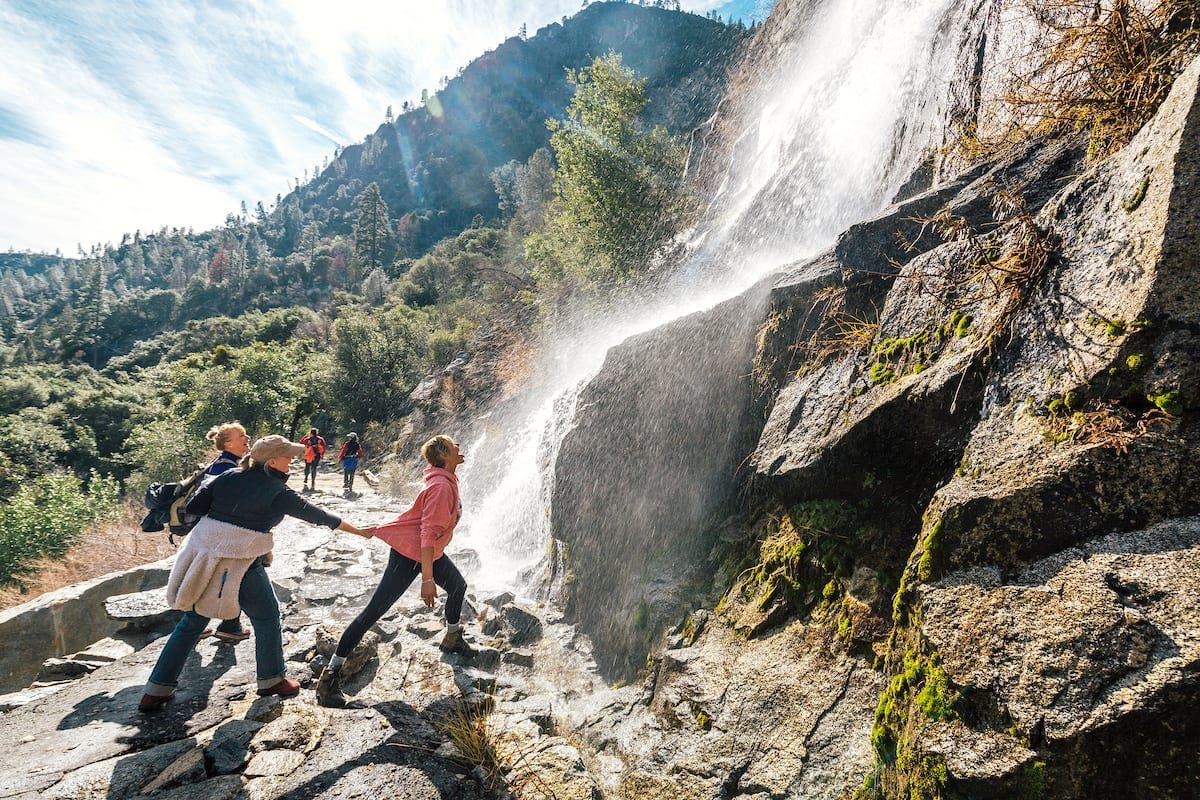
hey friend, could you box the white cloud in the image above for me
[292,115,347,148]
[0,0,580,254]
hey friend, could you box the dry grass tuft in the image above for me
[791,286,881,371]
[433,696,503,791]
[1045,398,1174,451]
[428,692,562,799]
[959,0,1200,162]
[0,503,176,612]
[906,183,1054,353]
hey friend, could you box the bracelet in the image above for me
[422,578,435,584]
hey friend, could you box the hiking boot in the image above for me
[138,690,175,713]
[438,628,475,657]
[212,627,251,643]
[315,666,364,708]
[257,677,301,697]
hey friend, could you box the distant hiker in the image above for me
[337,432,363,495]
[299,427,326,492]
[139,435,373,713]
[201,422,253,643]
[316,435,471,708]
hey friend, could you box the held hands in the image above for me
[420,578,437,608]
[336,521,375,538]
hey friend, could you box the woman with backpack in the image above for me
[337,432,364,496]
[201,422,253,643]
[138,434,374,713]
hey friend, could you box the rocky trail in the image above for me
[0,481,615,800]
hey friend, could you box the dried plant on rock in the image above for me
[961,0,1200,162]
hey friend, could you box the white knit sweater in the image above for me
[165,516,274,620]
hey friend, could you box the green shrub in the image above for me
[0,471,121,588]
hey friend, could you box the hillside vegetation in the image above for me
[0,2,748,589]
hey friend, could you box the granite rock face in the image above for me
[550,277,776,678]
[545,22,1200,799]
[921,54,1200,574]
[0,557,172,693]
[918,519,1200,797]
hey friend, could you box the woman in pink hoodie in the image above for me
[316,434,470,708]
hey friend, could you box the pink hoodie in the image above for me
[372,466,461,562]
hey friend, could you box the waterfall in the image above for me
[453,0,991,591]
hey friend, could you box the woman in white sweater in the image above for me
[139,435,372,713]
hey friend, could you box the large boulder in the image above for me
[0,557,172,693]
[917,518,1200,798]
[920,54,1200,573]
[752,135,1088,509]
[550,277,776,678]
[565,616,884,799]
[547,131,1089,680]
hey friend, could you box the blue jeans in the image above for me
[335,549,466,658]
[144,560,285,695]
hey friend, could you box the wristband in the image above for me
[422,578,435,584]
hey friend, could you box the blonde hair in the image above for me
[206,422,246,452]
[421,435,454,468]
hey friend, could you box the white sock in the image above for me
[446,622,462,634]
[329,654,346,670]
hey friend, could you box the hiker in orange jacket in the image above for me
[299,427,326,492]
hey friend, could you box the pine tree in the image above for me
[536,53,689,287]
[353,183,395,277]
[75,259,107,367]
[125,245,145,286]
[299,222,322,279]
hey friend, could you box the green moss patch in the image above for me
[1123,174,1150,212]
[1148,388,1183,416]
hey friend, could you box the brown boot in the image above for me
[315,666,360,708]
[438,628,475,656]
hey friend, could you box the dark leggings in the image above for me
[304,460,319,485]
[335,549,466,658]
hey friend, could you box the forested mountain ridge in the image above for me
[0,2,747,371]
[287,2,749,256]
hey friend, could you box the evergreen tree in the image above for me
[353,183,395,277]
[299,222,322,279]
[125,244,145,286]
[534,53,688,287]
[516,148,556,230]
[75,260,107,367]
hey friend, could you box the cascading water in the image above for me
[453,0,992,591]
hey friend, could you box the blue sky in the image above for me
[0,0,772,256]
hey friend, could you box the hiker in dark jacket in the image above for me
[202,422,253,643]
[138,435,373,713]
[337,432,364,494]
